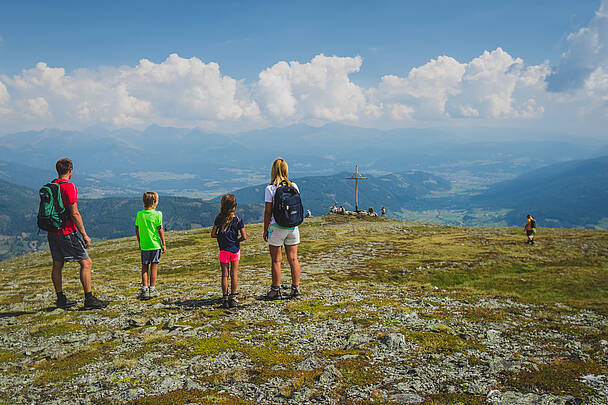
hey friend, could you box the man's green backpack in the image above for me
[37,180,68,233]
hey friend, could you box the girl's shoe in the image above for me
[148,287,160,299]
[228,293,239,308]
[288,286,301,299]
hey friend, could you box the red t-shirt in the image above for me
[53,179,78,235]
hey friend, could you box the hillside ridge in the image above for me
[1,216,607,403]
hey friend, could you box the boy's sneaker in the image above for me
[288,286,301,299]
[228,293,239,308]
[56,293,77,309]
[84,294,109,310]
[148,287,159,299]
[138,288,149,301]
[265,287,282,301]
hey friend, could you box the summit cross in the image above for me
[345,165,368,212]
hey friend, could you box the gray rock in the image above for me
[346,332,373,349]
[162,319,177,331]
[46,347,66,360]
[317,364,342,384]
[128,317,148,328]
[184,379,203,391]
[379,333,406,352]
[390,392,424,404]
[486,329,501,343]
[159,376,183,392]
[296,356,320,371]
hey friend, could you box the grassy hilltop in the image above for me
[1,216,608,404]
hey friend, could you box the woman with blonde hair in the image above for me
[263,158,302,300]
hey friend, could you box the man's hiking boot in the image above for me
[56,293,77,309]
[265,287,282,301]
[84,294,109,310]
[228,293,239,308]
[221,295,229,309]
[288,286,301,299]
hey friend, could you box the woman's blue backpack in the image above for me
[273,181,304,228]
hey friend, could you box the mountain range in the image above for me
[1,123,604,198]
[472,155,608,228]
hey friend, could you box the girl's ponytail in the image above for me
[217,194,237,233]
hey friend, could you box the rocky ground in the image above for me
[1,215,607,404]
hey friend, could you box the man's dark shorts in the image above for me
[526,230,535,237]
[48,232,89,262]
[141,249,161,265]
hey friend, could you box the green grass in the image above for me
[34,341,117,385]
[131,389,256,405]
[188,335,299,367]
[502,359,607,399]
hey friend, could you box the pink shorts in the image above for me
[219,250,241,263]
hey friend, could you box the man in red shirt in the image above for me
[48,158,108,309]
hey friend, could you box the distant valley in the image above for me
[1,123,607,260]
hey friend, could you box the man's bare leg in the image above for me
[51,260,65,293]
[79,257,92,294]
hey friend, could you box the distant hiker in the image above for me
[368,206,374,215]
[339,206,345,214]
[135,192,166,300]
[381,207,386,217]
[525,214,537,245]
[211,193,247,308]
[263,158,303,300]
[44,158,108,309]
[306,209,312,218]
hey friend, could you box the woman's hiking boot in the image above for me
[138,288,149,301]
[83,294,109,310]
[288,285,301,299]
[228,293,239,308]
[55,292,77,309]
[265,287,282,301]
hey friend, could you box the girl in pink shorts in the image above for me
[211,194,247,308]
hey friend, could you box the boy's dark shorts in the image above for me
[526,230,535,237]
[48,232,89,262]
[141,249,161,265]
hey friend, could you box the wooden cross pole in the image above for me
[345,165,368,212]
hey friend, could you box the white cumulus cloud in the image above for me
[547,0,608,92]
[0,39,605,135]
[256,54,379,123]
[374,48,549,121]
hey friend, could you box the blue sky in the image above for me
[0,1,596,80]
[0,1,606,137]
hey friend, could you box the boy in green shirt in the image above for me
[135,192,166,300]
